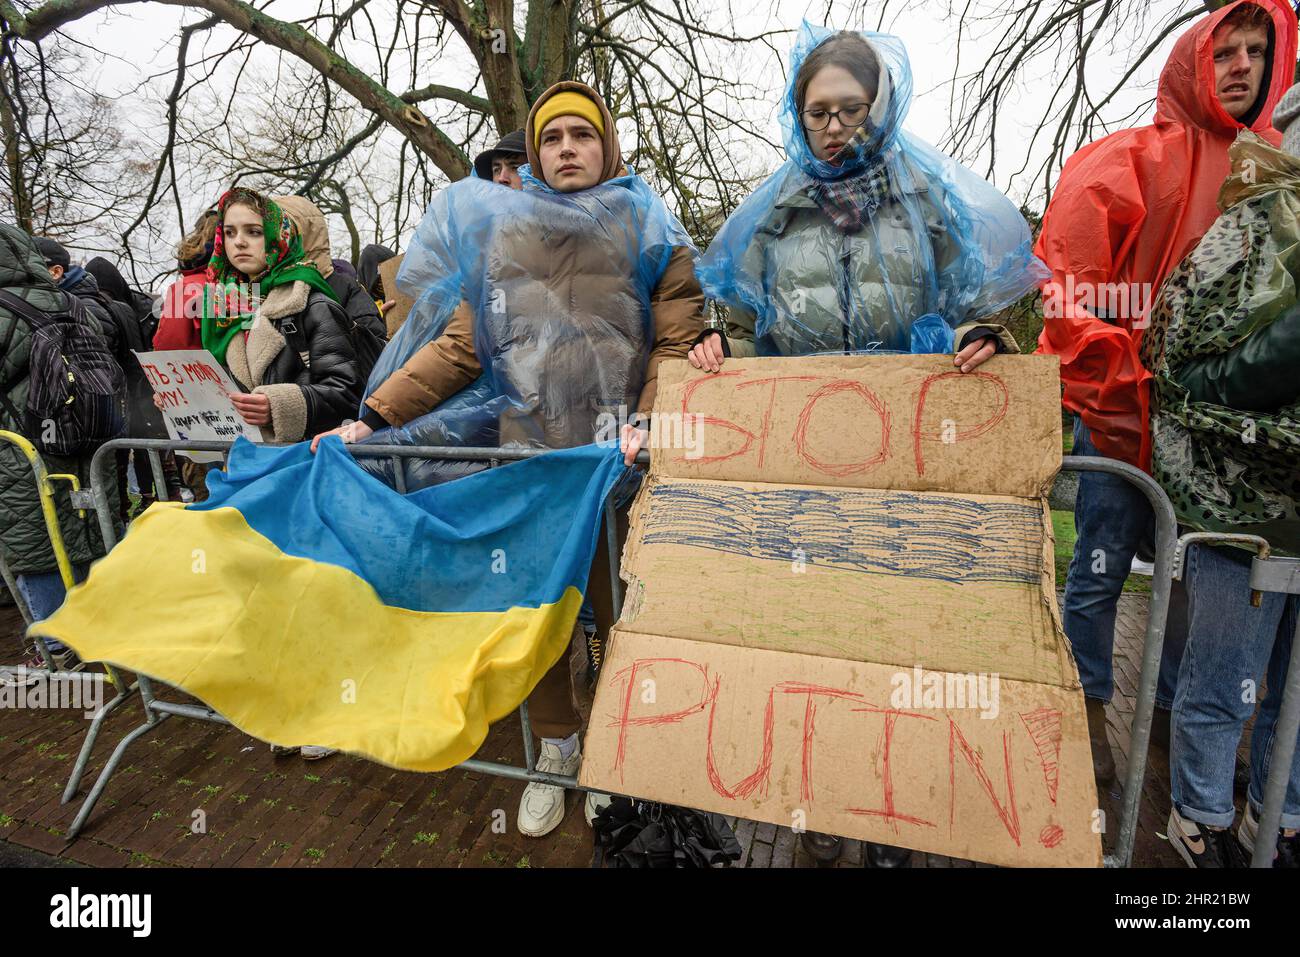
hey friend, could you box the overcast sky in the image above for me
[52,0,1200,281]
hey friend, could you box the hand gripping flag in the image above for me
[34,437,627,771]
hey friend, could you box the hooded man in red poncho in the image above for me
[1037,0,1298,785]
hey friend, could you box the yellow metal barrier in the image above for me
[0,429,80,591]
[0,429,125,694]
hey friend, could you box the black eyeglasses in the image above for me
[800,102,871,132]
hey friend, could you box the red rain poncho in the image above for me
[1036,0,1298,469]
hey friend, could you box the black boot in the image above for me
[1150,704,1171,753]
[864,842,913,868]
[1085,697,1116,785]
[582,626,601,690]
[801,831,843,864]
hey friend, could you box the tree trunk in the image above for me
[324,182,362,266]
[0,58,32,233]
[448,0,531,132]
[522,0,578,102]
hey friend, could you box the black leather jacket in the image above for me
[259,290,363,438]
[327,272,386,341]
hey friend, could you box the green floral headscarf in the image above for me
[202,188,338,363]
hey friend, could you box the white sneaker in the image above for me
[300,745,336,761]
[1166,806,1246,868]
[1239,803,1260,855]
[584,790,613,826]
[518,739,581,837]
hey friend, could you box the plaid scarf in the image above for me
[807,126,893,234]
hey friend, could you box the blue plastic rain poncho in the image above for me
[358,165,693,489]
[697,22,1048,357]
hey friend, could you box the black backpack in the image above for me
[283,293,387,385]
[345,311,387,385]
[0,288,126,456]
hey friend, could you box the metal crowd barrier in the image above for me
[12,435,1289,868]
[1055,455,1177,868]
[0,430,137,788]
[1051,464,1300,868]
[0,429,84,674]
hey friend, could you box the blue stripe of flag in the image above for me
[190,437,627,613]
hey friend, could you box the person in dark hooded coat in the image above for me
[85,257,159,349]
[357,243,397,314]
[83,257,178,512]
[0,224,120,677]
[33,238,117,353]
[28,239,156,519]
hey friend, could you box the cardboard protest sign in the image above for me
[579,354,1101,868]
[650,352,1061,497]
[378,254,416,337]
[137,350,262,462]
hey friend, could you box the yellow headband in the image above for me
[533,92,605,149]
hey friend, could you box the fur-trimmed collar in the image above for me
[260,279,310,322]
[224,281,309,389]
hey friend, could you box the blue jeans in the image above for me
[1172,543,1300,829]
[15,563,90,654]
[1063,418,1184,706]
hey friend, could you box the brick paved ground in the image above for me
[0,593,1243,868]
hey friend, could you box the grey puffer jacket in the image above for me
[734,173,958,354]
[0,224,119,575]
[722,175,1019,358]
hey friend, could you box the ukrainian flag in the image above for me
[35,437,627,771]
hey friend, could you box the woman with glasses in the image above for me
[689,24,1049,868]
[692,23,1046,373]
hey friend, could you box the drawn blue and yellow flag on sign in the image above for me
[36,437,627,771]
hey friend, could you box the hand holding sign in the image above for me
[229,392,271,426]
[953,334,1000,374]
[137,349,264,461]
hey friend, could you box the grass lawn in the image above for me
[1050,508,1151,595]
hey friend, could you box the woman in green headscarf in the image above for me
[202,188,363,443]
